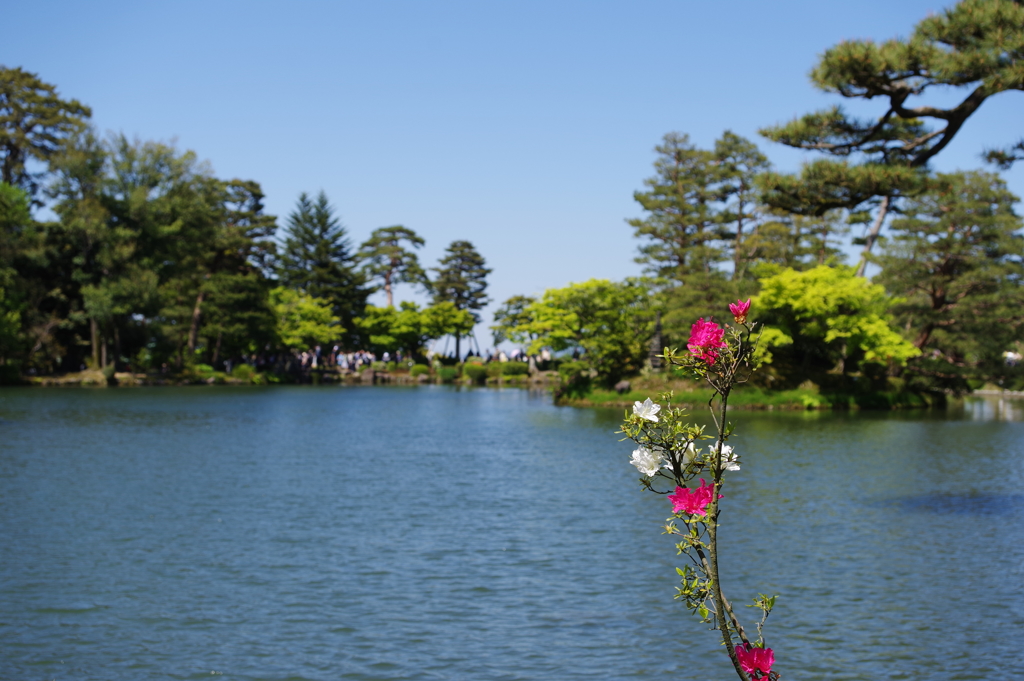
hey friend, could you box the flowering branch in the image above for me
[620,299,779,681]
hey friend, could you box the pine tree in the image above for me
[742,210,850,276]
[357,225,428,307]
[0,66,92,199]
[431,240,490,358]
[759,0,1024,273]
[491,295,536,346]
[874,171,1024,393]
[629,133,727,280]
[629,132,768,346]
[714,131,771,280]
[0,181,31,373]
[278,191,368,347]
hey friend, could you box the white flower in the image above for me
[630,446,666,476]
[681,441,699,466]
[659,442,699,471]
[633,398,661,422]
[717,444,740,471]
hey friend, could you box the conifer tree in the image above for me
[759,0,1024,273]
[714,131,771,280]
[629,131,768,344]
[357,225,428,307]
[431,240,490,358]
[0,181,30,373]
[278,191,368,346]
[629,133,727,280]
[0,66,92,199]
[491,295,536,346]
[874,171,1024,393]
[742,210,850,275]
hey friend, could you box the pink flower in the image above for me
[729,298,751,324]
[667,479,720,516]
[687,318,727,365]
[736,643,775,678]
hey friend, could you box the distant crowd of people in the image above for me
[222,344,555,377]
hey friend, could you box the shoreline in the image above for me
[6,371,1017,412]
[8,368,560,390]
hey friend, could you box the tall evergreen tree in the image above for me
[278,191,368,346]
[629,131,768,344]
[431,240,490,357]
[179,179,278,366]
[0,66,92,199]
[357,225,428,307]
[874,171,1024,393]
[629,133,727,280]
[714,131,771,280]
[0,181,31,375]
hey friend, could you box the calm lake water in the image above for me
[1,386,1022,680]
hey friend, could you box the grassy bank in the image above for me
[558,376,944,411]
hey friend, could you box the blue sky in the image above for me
[5,1,1022,349]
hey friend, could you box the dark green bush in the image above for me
[410,364,430,377]
[230,364,264,383]
[437,366,459,383]
[463,363,487,384]
[502,362,529,376]
[557,360,592,398]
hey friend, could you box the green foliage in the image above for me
[0,181,30,229]
[755,265,920,384]
[874,171,1024,393]
[409,363,430,377]
[357,225,427,307]
[354,301,474,357]
[421,300,475,342]
[269,286,339,349]
[355,302,427,356]
[501,278,658,385]
[985,139,1024,169]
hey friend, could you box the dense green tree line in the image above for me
[0,67,491,381]
[494,0,1024,396]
